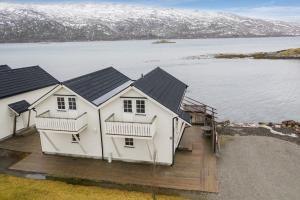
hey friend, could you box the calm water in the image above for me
[1,37,300,122]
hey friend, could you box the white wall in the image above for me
[0,85,57,140]
[35,87,103,158]
[100,87,175,165]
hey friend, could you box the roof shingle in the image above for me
[0,65,11,72]
[8,100,31,114]
[133,67,189,120]
[63,67,131,106]
[0,66,59,99]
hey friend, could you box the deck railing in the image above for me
[181,96,218,153]
[105,114,157,138]
[36,110,88,133]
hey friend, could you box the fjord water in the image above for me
[0,37,299,122]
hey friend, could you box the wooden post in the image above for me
[13,115,17,136]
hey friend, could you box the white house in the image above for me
[31,67,191,165]
[0,65,59,141]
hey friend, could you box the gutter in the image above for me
[98,109,104,160]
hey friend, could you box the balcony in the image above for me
[105,114,157,139]
[35,110,88,134]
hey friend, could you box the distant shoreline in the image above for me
[215,48,300,60]
[1,35,300,45]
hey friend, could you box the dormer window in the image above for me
[57,97,65,110]
[123,100,132,113]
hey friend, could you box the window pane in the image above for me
[124,100,132,113]
[136,100,145,113]
[72,134,80,143]
[68,97,77,110]
[57,97,65,110]
[125,138,134,146]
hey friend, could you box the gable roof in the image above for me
[63,67,131,106]
[133,67,189,119]
[0,66,59,99]
[0,65,11,72]
[8,100,31,114]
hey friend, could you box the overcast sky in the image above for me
[5,0,300,22]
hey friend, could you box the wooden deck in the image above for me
[0,126,218,193]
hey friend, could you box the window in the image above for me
[57,97,65,110]
[68,97,77,110]
[72,134,80,143]
[125,138,134,147]
[136,100,145,114]
[123,100,132,113]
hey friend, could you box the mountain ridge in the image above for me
[1,2,300,43]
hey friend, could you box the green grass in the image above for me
[215,48,300,59]
[0,174,185,200]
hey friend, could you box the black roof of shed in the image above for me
[63,67,131,106]
[8,100,31,114]
[0,66,59,99]
[0,65,11,72]
[133,67,188,117]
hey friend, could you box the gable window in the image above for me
[57,97,65,110]
[125,138,134,147]
[68,97,77,110]
[72,134,80,143]
[136,100,145,114]
[123,100,132,113]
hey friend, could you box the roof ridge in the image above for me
[64,67,119,83]
[134,67,188,87]
[8,65,40,71]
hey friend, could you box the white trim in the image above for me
[98,86,133,109]
[29,84,62,109]
[62,85,99,109]
[92,80,133,105]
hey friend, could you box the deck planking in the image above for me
[0,126,218,193]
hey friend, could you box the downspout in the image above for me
[27,110,31,128]
[98,109,104,160]
[171,116,177,166]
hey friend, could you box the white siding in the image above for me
[0,85,57,140]
[100,88,174,165]
[35,87,103,158]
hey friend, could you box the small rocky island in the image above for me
[215,48,300,59]
[152,39,176,44]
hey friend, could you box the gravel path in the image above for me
[209,135,300,200]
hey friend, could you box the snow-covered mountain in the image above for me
[1,2,300,43]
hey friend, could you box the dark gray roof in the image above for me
[8,100,31,114]
[0,65,11,72]
[178,109,191,124]
[133,67,188,121]
[64,67,131,106]
[0,66,59,99]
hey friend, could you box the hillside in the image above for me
[1,3,300,43]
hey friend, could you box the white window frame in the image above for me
[72,134,80,143]
[124,138,134,147]
[123,99,133,113]
[68,97,77,110]
[57,97,66,110]
[136,99,145,114]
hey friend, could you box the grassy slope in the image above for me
[215,48,300,59]
[0,174,184,200]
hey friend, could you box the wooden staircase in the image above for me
[181,96,218,153]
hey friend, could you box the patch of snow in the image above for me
[260,125,298,138]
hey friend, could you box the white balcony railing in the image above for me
[35,110,88,134]
[105,114,157,138]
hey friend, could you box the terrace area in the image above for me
[0,125,218,194]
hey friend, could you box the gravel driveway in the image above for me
[208,135,300,200]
